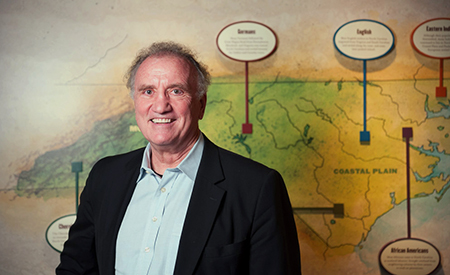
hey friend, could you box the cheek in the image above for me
[134,101,149,117]
[174,101,192,117]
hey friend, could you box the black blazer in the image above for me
[57,136,301,274]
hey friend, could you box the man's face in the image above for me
[133,55,206,152]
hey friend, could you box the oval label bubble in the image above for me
[334,19,395,60]
[411,18,450,59]
[217,21,277,62]
[45,214,76,253]
[379,238,441,275]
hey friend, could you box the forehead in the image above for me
[135,55,195,82]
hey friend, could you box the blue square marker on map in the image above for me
[360,131,370,144]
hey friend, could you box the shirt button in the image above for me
[161,187,166,193]
[152,217,157,222]
[145,170,150,174]
[144,247,150,253]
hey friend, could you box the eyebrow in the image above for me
[136,84,155,91]
[136,82,191,92]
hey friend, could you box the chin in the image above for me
[147,136,176,146]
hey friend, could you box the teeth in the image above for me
[152,118,173,124]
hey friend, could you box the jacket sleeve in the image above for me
[56,168,99,275]
[249,169,301,275]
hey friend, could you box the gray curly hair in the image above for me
[125,41,211,99]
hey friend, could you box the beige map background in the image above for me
[1,0,449,274]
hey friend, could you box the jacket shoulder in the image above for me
[92,147,145,171]
[216,146,274,176]
[200,138,282,194]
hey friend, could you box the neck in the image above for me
[150,132,200,174]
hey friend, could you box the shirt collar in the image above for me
[138,133,205,182]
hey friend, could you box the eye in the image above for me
[144,89,153,95]
[171,89,183,95]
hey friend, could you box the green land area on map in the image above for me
[15,76,450,251]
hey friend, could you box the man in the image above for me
[57,41,301,274]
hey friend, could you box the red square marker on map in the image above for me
[436,87,447,98]
[242,123,252,134]
[402,127,413,139]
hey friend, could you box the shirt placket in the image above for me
[141,170,179,274]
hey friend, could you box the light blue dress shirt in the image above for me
[115,134,204,275]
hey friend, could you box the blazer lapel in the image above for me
[174,137,225,275]
[100,148,144,274]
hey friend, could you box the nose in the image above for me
[151,92,172,114]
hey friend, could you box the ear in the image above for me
[198,93,207,120]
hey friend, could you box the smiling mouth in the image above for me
[151,118,174,124]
